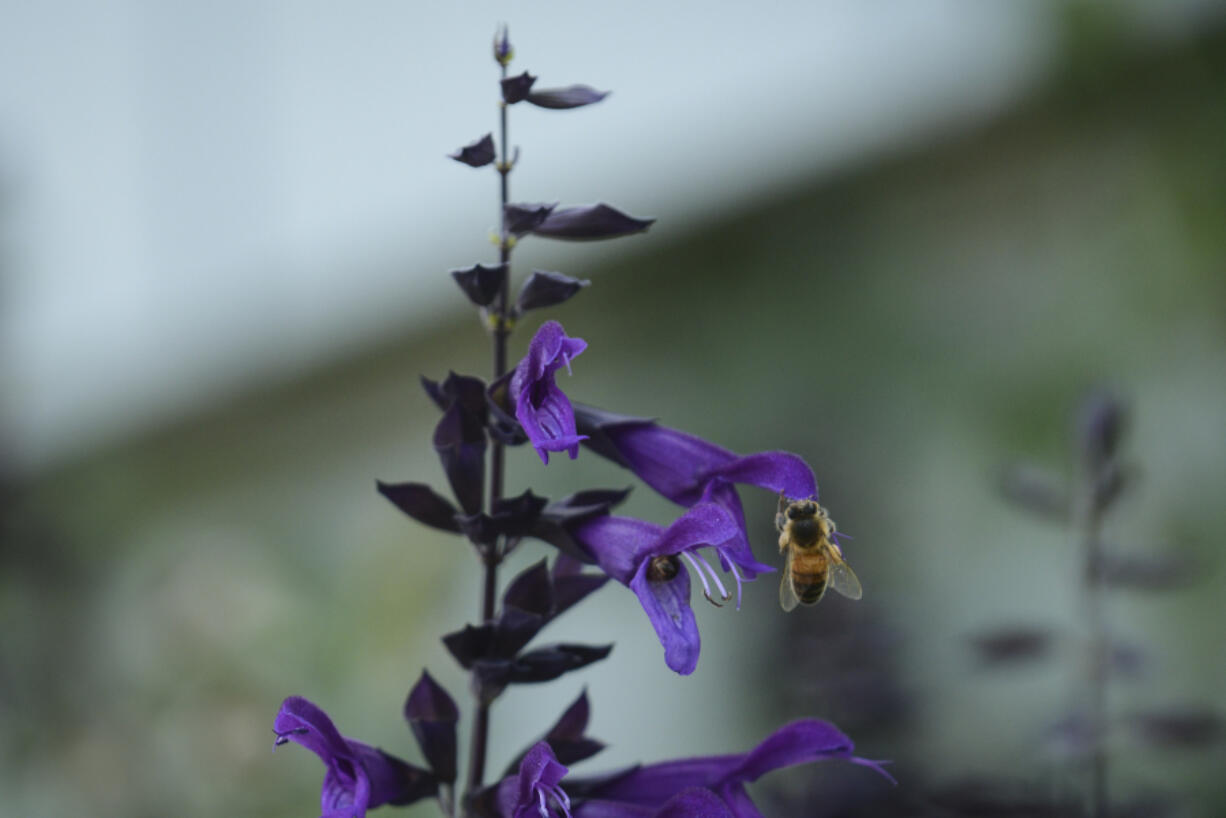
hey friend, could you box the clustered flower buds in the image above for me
[272,25,891,818]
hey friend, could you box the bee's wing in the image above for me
[779,555,801,612]
[826,552,863,600]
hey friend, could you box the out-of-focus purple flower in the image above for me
[574,405,817,506]
[511,321,588,464]
[500,721,891,818]
[273,696,436,818]
[572,502,770,675]
[1076,389,1127,471]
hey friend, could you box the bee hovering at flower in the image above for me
[776,496,862,611]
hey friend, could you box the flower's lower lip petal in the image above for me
[630,562,700,675]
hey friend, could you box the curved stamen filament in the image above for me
[719,551,745,610]
[682,549,733,606]
[680,551,722,606]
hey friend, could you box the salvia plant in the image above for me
[272,27,893,818]
[985,390,1220,817]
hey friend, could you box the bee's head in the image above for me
[787,501,818,520]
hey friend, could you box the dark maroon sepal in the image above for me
[501,71,537,104]
[532,203,654,241]
[449,133,496,167]
[376,481,461,534]
[526,85,609,110]
[404,670,460,784]
[451,263,506,308]
[516,270,590,313]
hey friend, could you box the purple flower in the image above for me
[502,742,573,818]
[575,405,817,507]
[272,696,436,818]
[572,503,771,675]
[499,721,892,818]
[511,321,589,464]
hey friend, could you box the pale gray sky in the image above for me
[0,1,1215,471]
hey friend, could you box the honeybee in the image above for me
[776,496,862,611]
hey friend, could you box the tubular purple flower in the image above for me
[273,696,436,818]
[500,723,891,818]
[573,406,817,507]
[502,741,573,818]
[578,719,894,816]
[572,502,765,675]
[511,321,589,464]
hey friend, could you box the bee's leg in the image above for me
[775,493,788,532]
[778,532,790,552]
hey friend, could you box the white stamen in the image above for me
[720,551,745,610]
[691,548,731,602]
[680,551,718,605]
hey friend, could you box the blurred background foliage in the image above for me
[3,3,1226,817]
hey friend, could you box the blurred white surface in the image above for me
[2,1,1211,469]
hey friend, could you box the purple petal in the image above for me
[583,756,742,808]
[510,321,588,463]
[697,481,774,579]
[501,742,572,818]
[729,719,855,783]
[532,204,655,241]
[572,801,654,818]
[348,742,437,809]
[449,133,496,167]
[630,558,700,675]
[597,423,738,505]
[575,504,737,588]
[526,85,610,110]
[584,720,893,809]
[653,788,734,818]
[577,413,818,507]
[574,516,665,583]
[1077,388,1127,470]
[274,697,437,816]
[273,696,351,764]
[701,452,817,502]
[651,503,740,560]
